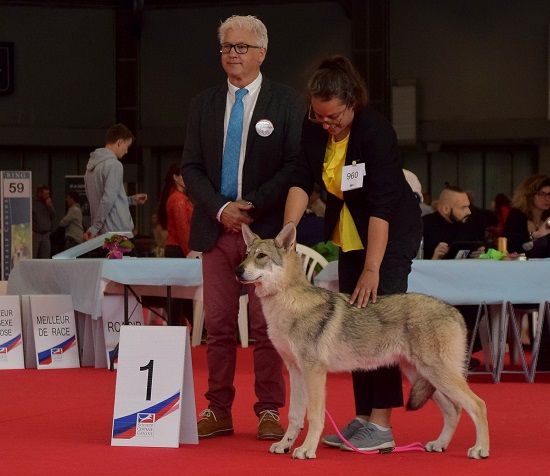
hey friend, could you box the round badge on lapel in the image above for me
[255,119,274,137]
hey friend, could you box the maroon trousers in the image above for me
[201,231,285,418]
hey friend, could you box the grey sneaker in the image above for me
[321,418,366,448]
[340,422,395,452]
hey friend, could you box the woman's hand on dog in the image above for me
[350,268,379,307]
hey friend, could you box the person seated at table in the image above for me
[423,185,485,260]
[502,174,550,370]
[422,185,486,368]
[503,174,550,258]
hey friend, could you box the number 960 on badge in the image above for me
[341,163,365,191]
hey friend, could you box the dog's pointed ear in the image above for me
[274,222,297,251]
[242,224,259,248]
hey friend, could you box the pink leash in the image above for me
[325,409,426,454]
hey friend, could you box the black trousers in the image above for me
[338,243,415,415]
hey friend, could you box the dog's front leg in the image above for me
[270,364,307,455]
[291,365,327,460]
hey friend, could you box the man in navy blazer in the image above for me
[181,15,303,441]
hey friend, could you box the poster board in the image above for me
[0,295,24,369]
[1,171,32,280]
[111,326,197,447]
[29,294,80,369]
[102,294,143,369]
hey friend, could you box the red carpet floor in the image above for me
[2,345,549,475]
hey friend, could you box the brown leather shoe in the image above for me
[197,409,234,439]
[257,410,284,440]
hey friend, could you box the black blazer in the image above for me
[182,77,304,252]
[292,106,421,250]
[503,207,550,257]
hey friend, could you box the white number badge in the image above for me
[341,161,366,191]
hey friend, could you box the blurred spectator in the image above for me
[424,186,485,260]
[32,185,55,258]
[465,189,494,242]
[83,123,147,242]
[503,174,550,258]
[155,163,194,326]
[58,191,84,250]
[494,193,511,231]
[502,174,550,370]
[403,169,433,216]
[422,185,485,366]
[157,163,194,258]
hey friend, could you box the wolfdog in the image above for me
[236,223,489,460]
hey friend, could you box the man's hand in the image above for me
[83,230,95,242]
[432,242,449,260]
[470,246,486,259]
[133,193,148,205]
[220,201,254,233]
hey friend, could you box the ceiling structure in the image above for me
[0,0,352,15]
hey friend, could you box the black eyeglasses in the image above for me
[220,43,261,54]
[308,104,348,127]
[535,191,550,199]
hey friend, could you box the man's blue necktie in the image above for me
[221,88,248,201]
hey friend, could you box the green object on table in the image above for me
[479,248,505,260]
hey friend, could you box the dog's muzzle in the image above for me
[235,265,246,282]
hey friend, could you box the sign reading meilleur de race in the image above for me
[30,295,80,369]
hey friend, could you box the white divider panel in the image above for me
[29,294,80,369]
[102,295,143,369]
[0,295,24,369]
[21,295,36,368]
[111,326,197,447]
[76,311,96,367]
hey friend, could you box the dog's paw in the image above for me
[467,445,489,459]
[291,446,317,459]
[269,441,292,454]
[425,440,446,453]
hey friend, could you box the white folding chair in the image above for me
[188,251,248,348]
[296,243,329,283]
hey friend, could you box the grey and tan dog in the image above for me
[236,222,489,460]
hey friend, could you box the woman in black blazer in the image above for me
[284,55,422,452]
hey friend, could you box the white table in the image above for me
[7,258,203,319]
[7,258,203,367]
[315,259,550,304]
[314,259,550,382]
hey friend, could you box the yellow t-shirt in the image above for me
[322,135,364,252]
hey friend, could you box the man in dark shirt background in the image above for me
[422,185,486,368]
[423,185,485,259]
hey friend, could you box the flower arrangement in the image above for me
[102,234,134,259]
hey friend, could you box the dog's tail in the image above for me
[406,377,435,411]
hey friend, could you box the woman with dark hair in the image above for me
[157,163,194,258]
[502,174,550,371]
[284,55,422,452]
[503,174,550,257]
[155,163,194,326]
